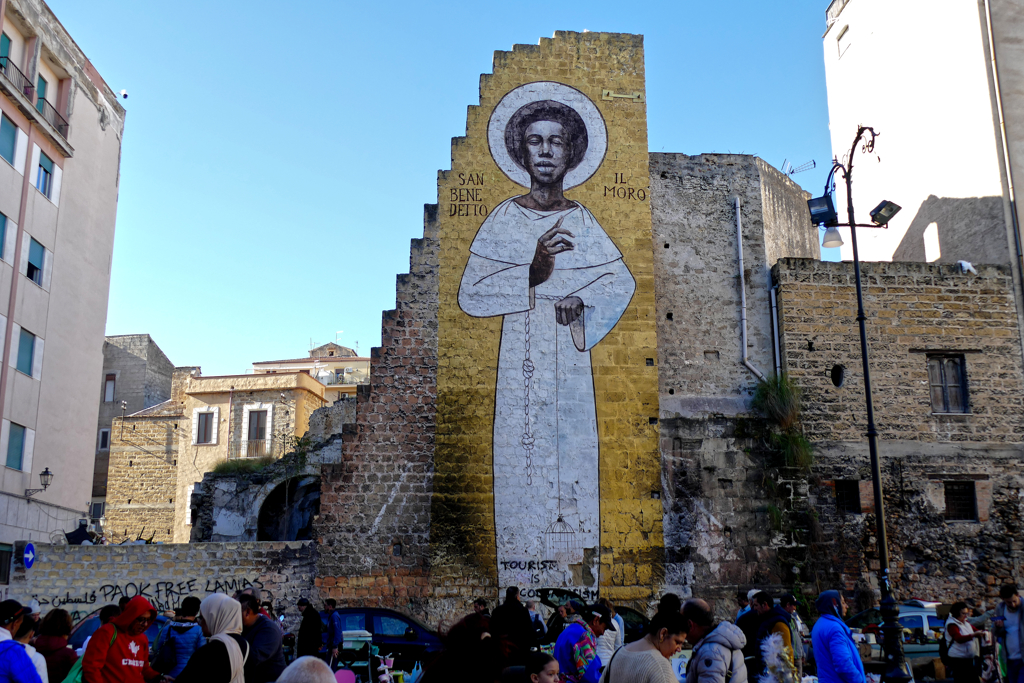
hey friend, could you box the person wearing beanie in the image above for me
[0,600,43,683]
[82,595,163,683]
[811,591,866,683]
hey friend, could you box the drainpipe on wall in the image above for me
[735,196,766,382]
[770,285,783,377]
[983,0,1024,362]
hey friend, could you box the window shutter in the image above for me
[14,128,27,175]
[191,407,201,444]
[0,116,15,166]
[50,164,61,205]
[41,245,52,290]
[8,323,19,367]
[32,336,43,379]
[1,34,10,60]
[18,232,28,275]
[3,221,15,266]
[29,144,39,184]
[22,427,34,473]
[211,406,219,444]
[265,404,273,444]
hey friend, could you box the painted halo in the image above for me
[487,81,608,191]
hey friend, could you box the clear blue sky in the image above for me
[48,0,838,376]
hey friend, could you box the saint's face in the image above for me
[522,120,570,185]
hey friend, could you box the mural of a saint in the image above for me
[458,82,635,588]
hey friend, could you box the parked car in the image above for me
[845,600,944,661]
[328,607,442,674]
[69,608,170,653]
[536,588,650,644]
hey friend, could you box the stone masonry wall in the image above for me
[775,259,1024,606]
[314,203,438,620]
[775,259,1024,443]
[2,541,315,633]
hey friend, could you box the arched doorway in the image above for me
[256,476,321,541]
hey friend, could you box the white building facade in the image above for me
[0,0,125,557]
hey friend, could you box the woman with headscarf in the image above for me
[82,596,163,683]
[174,593,249,683]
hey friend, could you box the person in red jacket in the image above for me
[82,596,164,683]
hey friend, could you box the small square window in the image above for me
[835,480,861,514]
[0,114,16,167]
[35,152,53,198]
[196,412,213,444]
[928,355,968,413]
[98,428,110,451]
[945,481,977,521]
[16,328,34,376]
[6,423,25,470]
[27,238,44,285]
[103,373,115,402]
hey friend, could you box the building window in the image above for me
[89,502,105,520]
[6,423,25,469]
[35,152,53,198]
[837,25,851,58]
[0,114,16,166]
[0,213,6,261]
[103,373,115,402]
[248,410,267,441]
[0,543,11,584]
[928,355,968,413]
[26,237,44,284]
[834,480,861,513]
[98,428,110,451]
[196,412,213,444]
[944,481,977,521]
[16,328,34,376]
[0,33,9,61]
[35,75,47,113]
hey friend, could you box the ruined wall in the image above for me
[775,258,1024,603]
[305,399,356,443]
[775,259,1024,443]
[651,154,820,607]
[314,204,438,617]
[3,541,315,632]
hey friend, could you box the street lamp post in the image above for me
[808,125,911,683]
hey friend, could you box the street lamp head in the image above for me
[807,194,839,227]
[870,200,901,226]
[39,467,53,490]
[821,226,845,249]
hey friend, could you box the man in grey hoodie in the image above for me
[684,599,748,683]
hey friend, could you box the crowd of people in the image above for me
[0,582,1021,683]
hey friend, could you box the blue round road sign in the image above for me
[23,543,35,569]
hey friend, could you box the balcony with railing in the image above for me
[825,0,849,31]
[0,56,33,102]
[36,98,68,139]
[228,439,279,460]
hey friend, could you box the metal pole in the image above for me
[844,126,911,683]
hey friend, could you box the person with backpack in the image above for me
[173,594,249,683]
[0,600,43,683]
[82,596,164,683]
[811,591,865,683]
[683,598,747,683]
[945,601,985,683]
[152,596,206,679]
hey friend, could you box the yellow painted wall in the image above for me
[433,32,661,604]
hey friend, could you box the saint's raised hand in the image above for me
[529,215,575,288]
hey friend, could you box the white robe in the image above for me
[458,197,635,590]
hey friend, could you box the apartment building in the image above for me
[90,335,173,524]
[0,0,125,552]
[252,342,370,403]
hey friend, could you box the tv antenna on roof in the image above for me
[335,330,344,344]
[781,159,816,176]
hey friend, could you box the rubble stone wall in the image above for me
[3,541,315,632]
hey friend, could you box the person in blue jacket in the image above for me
[153,596,207,678]
[811,591,866,683]
[0,600,43,683]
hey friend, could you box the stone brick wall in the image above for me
[3,541,315,633]
[775,259,1024,606]
[314,203,438,618]
[775,259,1024,443]
[305,399,355,443]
